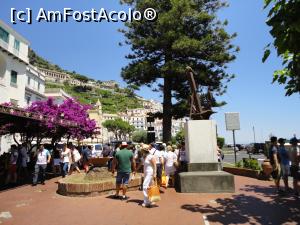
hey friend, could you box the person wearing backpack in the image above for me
[269,136,282,193]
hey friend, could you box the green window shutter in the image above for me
[10,70,17,84]
[0,27,9,43]
[14,39,20,51]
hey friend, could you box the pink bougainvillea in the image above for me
[25,98,98,140]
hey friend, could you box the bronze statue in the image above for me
[186,66,215,120]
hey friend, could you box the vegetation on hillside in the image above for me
[45,83,143,114]
[29,49,143,114]
[29,49,90,82]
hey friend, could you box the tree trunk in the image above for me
[13,133,20,146]
[163,76,172,143]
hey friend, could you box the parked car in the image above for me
[88,143,103,157]
[246,143,265,154]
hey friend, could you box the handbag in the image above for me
[173,161,179,168]
[161,170,167,187]
[148,180,161,202]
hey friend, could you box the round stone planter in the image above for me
[57,172,142,197]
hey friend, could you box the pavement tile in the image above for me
[0,176,299,225]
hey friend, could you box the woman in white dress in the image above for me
[164,145,178,188]
[141,144,157,207]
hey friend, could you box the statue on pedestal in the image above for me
[186,66,215,120]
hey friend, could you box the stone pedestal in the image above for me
[178,120,235,193]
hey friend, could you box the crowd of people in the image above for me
[0,141,187,193]
[268,136,300,196]
[3,136,298,205]
[111,141,187,207]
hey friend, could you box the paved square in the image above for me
[0,176,299,225]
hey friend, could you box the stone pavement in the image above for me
[0,176,299,225]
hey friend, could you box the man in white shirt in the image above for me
[32,145,51,186]
[149,143,164,186]
[61,143,71,177]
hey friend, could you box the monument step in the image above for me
[178,171,235,193]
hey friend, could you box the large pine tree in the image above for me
[120,0,238,142]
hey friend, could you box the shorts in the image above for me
[53,159,61,166]
[280,164,289,177]
[156,164,162,179]
[116,172,130,185]
[271,168,280,180]
[72,161,79,168]
[290,165,300,180]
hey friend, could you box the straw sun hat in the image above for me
[141,144,150,152]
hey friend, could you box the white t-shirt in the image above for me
[73,149,81,162]
[150,148,162,164]
[143,154,154,175]
[164,151,177,168]
[62,148,71,163]
[36,149,50,165]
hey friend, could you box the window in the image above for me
[25,95,31,105]
[27,76,31,85]
[10,70,17,85]
[0,27,9,43]
[14,39,20,51]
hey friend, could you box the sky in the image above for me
[0,0,299,144]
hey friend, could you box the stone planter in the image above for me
[89,157,111,167]
[57,172,142,197]
[223,167,260,179]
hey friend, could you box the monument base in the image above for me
[187,162,219,172]
[177,120,235,193]
[178,170,235,193]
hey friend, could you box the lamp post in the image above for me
[253,126,256,144]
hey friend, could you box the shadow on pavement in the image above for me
[126,199,143,205]
[181,185,300,224]
[0,172,59,192]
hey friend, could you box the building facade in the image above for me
[25,65,46,105]
[44,88,72,105]
[88,99,186,143]
[0,19,29,107]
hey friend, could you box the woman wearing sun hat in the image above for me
[141,144,157,207]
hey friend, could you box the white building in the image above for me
[0,19,29,107]
[44,88,72,105]
[38,67,71,84]
[25,65,46,105]
[0,20,30,154]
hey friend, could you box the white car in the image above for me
[88,143,103,157]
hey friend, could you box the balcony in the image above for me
[0,38,29,64]
[0,38,8,51]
